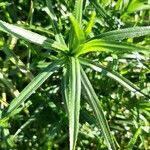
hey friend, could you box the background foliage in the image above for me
[0,0,150,149]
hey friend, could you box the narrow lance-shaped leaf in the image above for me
[19,24,54,35]
[93,26,150,41]
[69,15,85,50]
[80,58,150,99]
[89,0,110,19]
[63,57,81,150]
[81,67,116,150]
[85,11,96,37]
[68,0,84,50]
[45,0,67,47]
[127,1,150,13]
[89,0,116,28]
[73,39,149,56]
[126,128,141,150]
[2,58,65,119]
[0,20,68,51]
[115,0,124,10]
[74,0,83,25]
[62,67,69,114]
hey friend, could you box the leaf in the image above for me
[0,70,19,97]
[62,57,81,150]
[0,20,68,51]
[126,128,141,150]
[81,67,116,150]
[69,15,85,50]
[74,0,84,25]
[45,0,67,47]
[115,0,125,10]
[138,102,150,111]
[3,46,33,80]
[80,58,150,99]
[89,0,117,28]
[115,0,130,12]
[127,0,150,13]
[73,39,149,56]
[0,2,11,7]
[62,67,69,115]
[2,58,65,119]
[89,0,110,19]
[93,26,150,41]
[69,0,85,50]
[0,117,9,127]
[85,11,96,37]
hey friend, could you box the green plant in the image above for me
[0,0,150,150]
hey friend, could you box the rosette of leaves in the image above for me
[0,0,150,150]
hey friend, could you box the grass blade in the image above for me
[89,0,116,28]
[0,71,19,97]
[3,46,33,80]
[2,58,65,119]
[126,128,141,150]
[94,26,150,41]
[73,39,149,56]
[63,57,81,150]
[0,20,68,51]
[80,58,150,99]
[81,67,116,150]
[89,0,109,20]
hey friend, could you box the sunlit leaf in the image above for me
[69,15,85,50]
[73,39,148,56]
[80,58,150,99]
[126,128,141,150]
[81,67,116,150]
[2,58,65,118]
[85,11,96,37]
[62,57,81,150]
[127,0,150,13]
[94,26,150,41]
[0,20,68,51]
[74,0,83,25]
